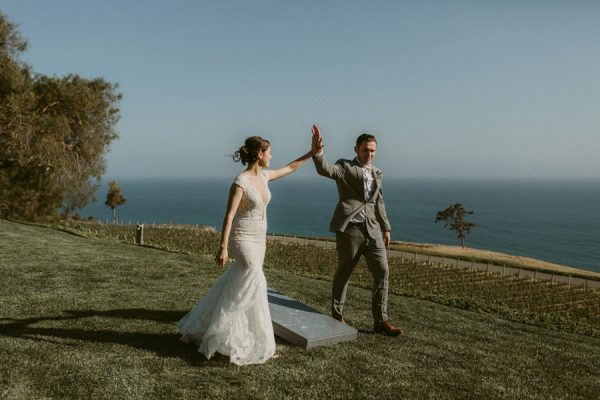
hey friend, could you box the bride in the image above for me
[178,132,318,365]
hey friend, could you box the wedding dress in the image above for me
[178,171,275,365]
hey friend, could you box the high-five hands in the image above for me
[311,124,324,155]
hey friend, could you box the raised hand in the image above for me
[311,124,324,155]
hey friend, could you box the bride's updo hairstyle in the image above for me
[233,136,270,165]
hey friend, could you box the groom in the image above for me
[311,125,403,336]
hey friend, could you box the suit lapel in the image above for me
[351,158,366,200]
[372,166,381,195]
[373,173,382,204]
[364,164,381,202]
[351,158,383,202]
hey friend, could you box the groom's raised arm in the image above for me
[311,124,344,180]
[312,152,344,180]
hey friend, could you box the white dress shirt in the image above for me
[350,159,375,224]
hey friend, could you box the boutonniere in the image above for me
[375,170,383,182]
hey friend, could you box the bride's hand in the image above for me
[311,124,324,154]
[215,248,228,268]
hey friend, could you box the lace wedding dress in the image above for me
[178,171,276,365]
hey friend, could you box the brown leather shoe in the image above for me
[373,320,403,336]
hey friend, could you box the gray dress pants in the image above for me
[332,223,389,324]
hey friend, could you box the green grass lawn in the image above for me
[1,219,599,399]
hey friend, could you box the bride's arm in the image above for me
[215,184,243,268]
[266,126,322,181]
[266,151,312,181]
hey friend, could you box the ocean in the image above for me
[82,176,600,273]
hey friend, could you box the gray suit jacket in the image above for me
[312,152,391,238]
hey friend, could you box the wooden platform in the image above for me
[267,289,357,349]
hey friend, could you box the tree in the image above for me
[0,12,121,221]
[105,180,127,223]
[435,203,475,248]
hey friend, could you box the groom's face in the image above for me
[355,140,377,166]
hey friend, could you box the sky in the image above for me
[2,0,600,179]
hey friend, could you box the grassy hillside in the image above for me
[66,221,600,331]
[1,219,600,399]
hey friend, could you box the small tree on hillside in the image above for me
[105,180,126,223]
[435,203,475,248]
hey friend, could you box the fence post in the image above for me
[568,274,572,289]
[502,264,506,276]
[136,224,144,245]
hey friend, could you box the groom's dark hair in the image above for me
[356,133,377,147]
